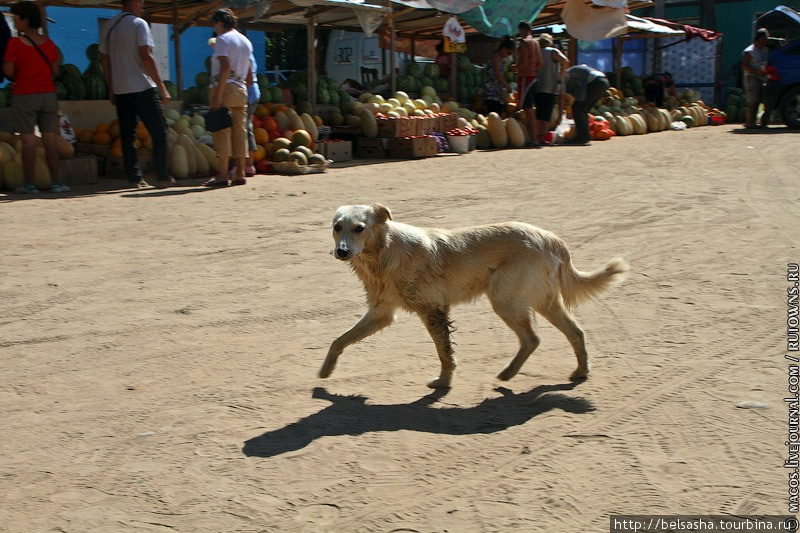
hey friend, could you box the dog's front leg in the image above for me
[421,307,456,389]
[319,306,394,379]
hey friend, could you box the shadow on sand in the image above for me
[243,382,594,458]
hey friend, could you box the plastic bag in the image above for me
[553,112,574,143]
[58,113,77,144]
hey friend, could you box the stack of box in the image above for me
[388,136,437,159]
[317,140,352,162]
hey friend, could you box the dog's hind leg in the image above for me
[320,306,394,379]
[420,307,457,389]
[537,299,589,380]
[493,301,541,382]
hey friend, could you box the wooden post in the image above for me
[307,11,316,114]
[389,16,396,94]
[172,0,183,99]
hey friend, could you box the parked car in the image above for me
[759,6,800,128]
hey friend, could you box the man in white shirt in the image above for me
[741,28,770,129]
[100,0,173,188]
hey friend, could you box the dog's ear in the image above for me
[371,203,392,223]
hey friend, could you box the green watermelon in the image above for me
[85,43,101,62]
[258,85,271,104]
[82,60,103,78]
[318,88,330,105]
[63,74,86,100]
[195,72,210,87]
[84,76,107,100]
[54,81,67,100]
[270,86,282,103]
[423,63,440,79]
[60,64,82,80]
[164,80,177,99]
[406,61,421,78]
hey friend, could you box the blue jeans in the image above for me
[115,88,169,182]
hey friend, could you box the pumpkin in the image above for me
[254,127,269,145]
[92,131,113,145]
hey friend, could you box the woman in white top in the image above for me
[206,8,253,188]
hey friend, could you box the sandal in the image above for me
[231,177,247,186]
[204,177,229,188]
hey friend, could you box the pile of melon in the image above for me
[249,104,327,166]
[0,131,75,191]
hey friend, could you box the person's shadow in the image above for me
[242,383,594,458]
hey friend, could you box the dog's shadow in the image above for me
[242,383,594,457]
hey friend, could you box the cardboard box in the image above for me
[375,117,415,138]
[388,136,437,159]
[356,137,389,159]
[319,140,352,162]
[58,154,100,185]
[439,113,459,133]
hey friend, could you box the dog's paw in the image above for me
[427,377,452,389]
[569,367,589,381]
[497,367,517,381]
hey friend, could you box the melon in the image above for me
[34,158,51,189]
[3,161,23,190]
[272,148,291,162]
[190,125,206,139]
[0,142,15,164]
[359,108,378,138]
[176,134,197,175]
[194,144,210,175]
[486,112,507,148]
[170,144,189,179]
[680,115,695,127]
[272,137,292,150]
[274,110,290,131]
[195,143,219,173]
[308,153,326,165]
[290,130,313,150]
[300,113,319,142]
[288,151,308,165]
[55,136,75,159]
[505,118,525,148]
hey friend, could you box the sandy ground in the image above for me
[1,125,798,532]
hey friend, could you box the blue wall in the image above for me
[41,6,266,87]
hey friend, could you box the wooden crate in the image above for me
[318,140,352,162]
[375,117,415,138]
[388,136,437,159]
[356,138,389,159]
[58,154,100,185]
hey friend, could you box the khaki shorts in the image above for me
[211,83,248,161]
[12,92,58,134]
[744,75,765,106]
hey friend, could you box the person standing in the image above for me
[741,28,770,129]
[483,37,514,115]
[204,8,253,188]
[563,64,609,146]
[100,0,172,189]
[514,21,543,148]
[533,33,569,145]
[3,1,70,193]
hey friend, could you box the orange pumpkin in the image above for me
[254,127,269,145]
[92,131,113,145]
[252,144,266,163]
[76,129,95,144]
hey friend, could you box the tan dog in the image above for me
[320,203,629,388]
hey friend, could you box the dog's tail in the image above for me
[557,243,629,310]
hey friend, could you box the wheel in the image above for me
[779,85,800,129]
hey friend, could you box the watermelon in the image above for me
[270,86,282,103]
[423,63,440,79]
[84,76,107,100]
[63,74,86,100]
[406,61,421,78]
[85,43,101,62]
[59,64,82,80]
[195,72,210,87]
[164,80,177,100]
[82,60,103,78]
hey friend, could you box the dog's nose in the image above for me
[336,247,349,259]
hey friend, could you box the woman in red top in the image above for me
[3,1,69,193]
[513,21,543,147]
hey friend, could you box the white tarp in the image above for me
[391,0,484,15]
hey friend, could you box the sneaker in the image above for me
[14,184,38,194]
[245,165,256,177]
[49,183,71,193]
[154,177,176,189]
